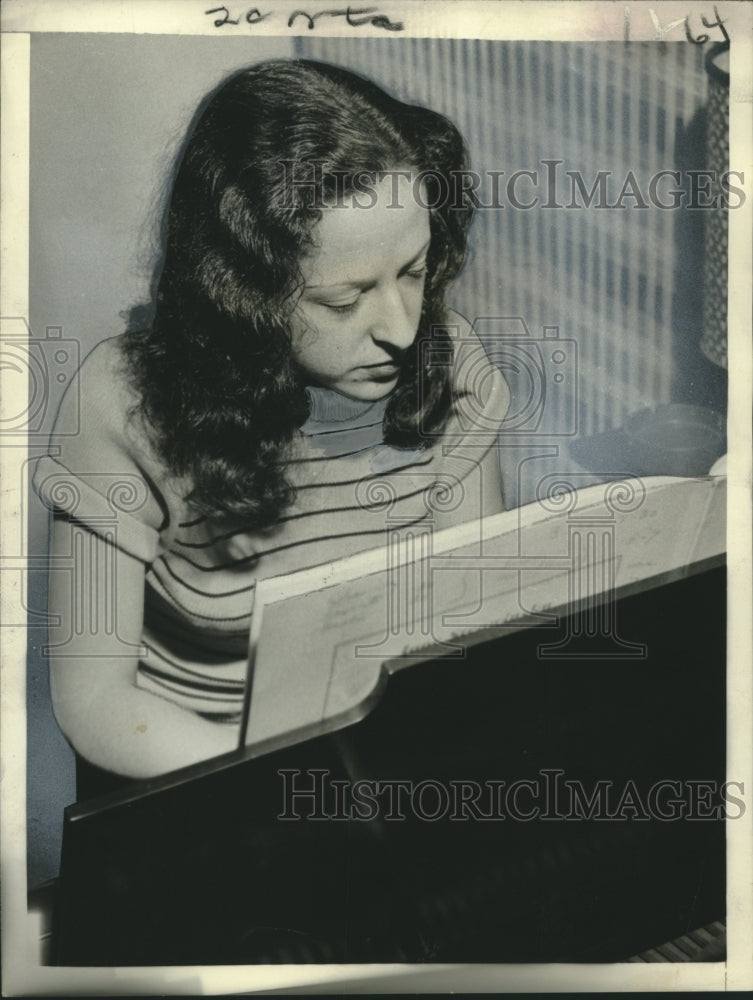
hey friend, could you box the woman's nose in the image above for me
[369,286,418,352]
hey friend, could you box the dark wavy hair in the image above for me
[122,59,475,528]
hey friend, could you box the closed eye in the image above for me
[404,265,427,281]
[317,260,427,316]
[325,299,360,315]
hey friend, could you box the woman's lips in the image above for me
[361,362,400,377]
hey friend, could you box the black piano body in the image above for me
[51,563,726,965]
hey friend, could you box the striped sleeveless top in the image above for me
[34,331,509,720]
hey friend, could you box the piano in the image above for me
[49,477,727,965]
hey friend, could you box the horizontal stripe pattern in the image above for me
[138,387,448,713]
[39,332,509,718]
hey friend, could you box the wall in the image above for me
[295,37,723,501]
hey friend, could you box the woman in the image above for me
[34,60,509,788]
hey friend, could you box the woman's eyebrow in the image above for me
[306,239,431,292]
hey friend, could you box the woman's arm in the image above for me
[430,310,508,530]
[432,442,505,532]
[47,515,240,779]
[471,441,506,520]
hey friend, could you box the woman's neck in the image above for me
[303,385,389,425]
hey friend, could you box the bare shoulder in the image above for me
[76,333,131,390]
[443,307,511,422]
[48,333,157,472]
[444,307,475,340]
[67,334,140,431]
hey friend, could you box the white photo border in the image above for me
[1,1,751,994]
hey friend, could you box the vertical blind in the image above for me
[295,38,711,440]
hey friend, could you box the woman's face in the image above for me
[292,174,431,401]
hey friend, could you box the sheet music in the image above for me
[244,474,726,745]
